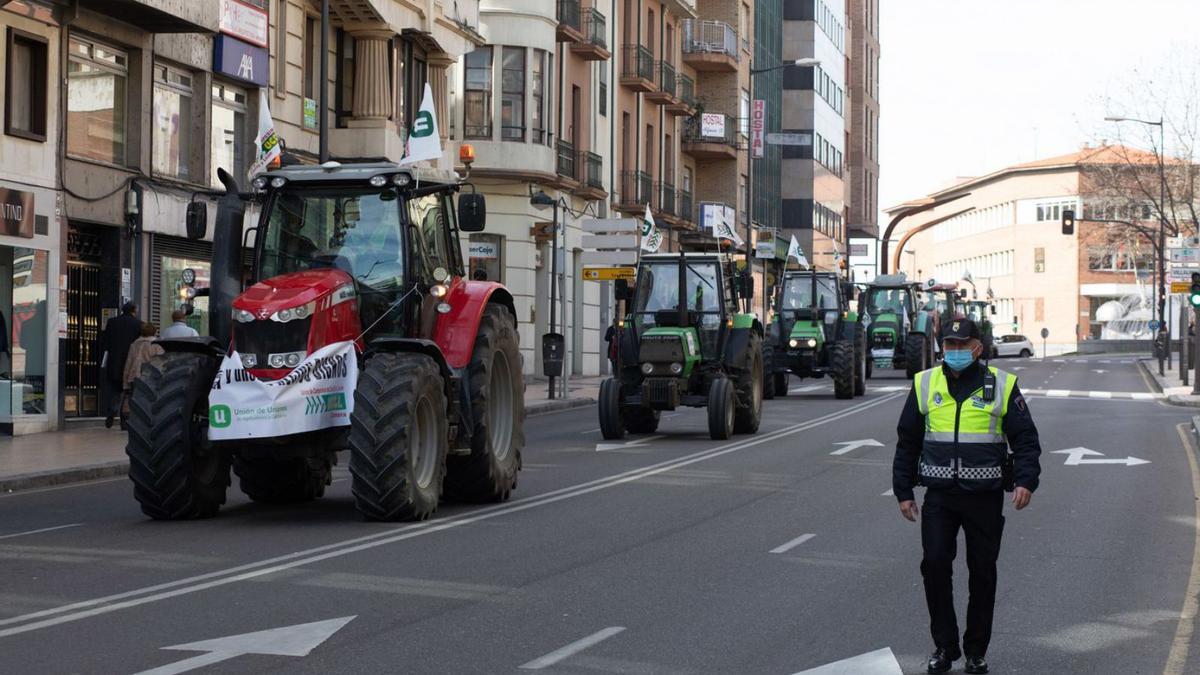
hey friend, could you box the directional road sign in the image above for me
[582,267,636,282]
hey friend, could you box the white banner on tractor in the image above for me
[208,341,358,441]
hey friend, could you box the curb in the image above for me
[0,460,128,494]
[1138,358,1165,393]
[527,397,596,417]
[1138,358,1200,408]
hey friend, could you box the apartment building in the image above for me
[846,0,879,280]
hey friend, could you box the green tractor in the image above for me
[764,270,866,400]
[963,297,998,358]
[598,252,764,441]
[862,273,937,379]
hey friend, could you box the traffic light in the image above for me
[1190,272,1200,308]
[1061,209,1075,235]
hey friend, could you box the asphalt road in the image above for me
[0,355,1196,674]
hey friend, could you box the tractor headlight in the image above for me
[269,177,288,189]
[436,302,452,314]
[251,176,268,190]
[271,301,316,323]
[233,308,256,323]
[268,351,306,368]
[669,362,683,374]
[788,339,799,348]
[368,175,388,187]
[240,353,257,368]
[430,283,449,298]
[393,173,413,187]
[806,338,818,348]
[641,362,655,375]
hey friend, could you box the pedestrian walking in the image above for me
[160,309,199,338]
[892,318,1042,674]
[604,322,620,374]
[122,322,164,422]
[99,302,141,429]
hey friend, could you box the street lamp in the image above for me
[531,190,560,399]
[1105,115,1167,374]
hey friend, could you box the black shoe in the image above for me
[104,415,114,429]
[926,647,961,674]
[965,655,988,674]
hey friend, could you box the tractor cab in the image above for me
[630,253,733,363]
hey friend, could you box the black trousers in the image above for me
[920,489,1005,656]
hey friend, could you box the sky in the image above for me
[878,0,1200,215]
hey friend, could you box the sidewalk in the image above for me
[1138,356,1200,407]
[0,376,601,494]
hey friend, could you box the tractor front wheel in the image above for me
[707,378,735,440]
[734,332,764,434]
[905,334,929,379]
[831,341,855,400]
[773,372,789,396]
[126,352,229,520]
[445,305,524,502]
[853,332,867,396]
[598,378,626,440]
[234,454,332,504]
[350,352,448,521]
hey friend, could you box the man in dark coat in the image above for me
[99,302,141,428]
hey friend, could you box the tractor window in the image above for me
[634,262,720,315]
[782,275,838,310]
[866,288,907,316]
[406,192,451,282]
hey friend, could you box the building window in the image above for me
[5,28,48,141]
[66,36,127,165]
[1034,247,1045,273]
[1035,199,1075,222]
[152,64,193,180]
[740,3,750,51]
[501,47,525,141]
[211,82,248,187]
[274,0,287,98]
[598,62,607,117]
[303,15,319,128]
[739,174,748,224]
[532,49,545,143]
[335,30,355,126]
[463,46,493,139]
[739,89,750,138]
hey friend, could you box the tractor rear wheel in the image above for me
[853,332,867,396]
[126,352,229,520]
[773,372,789,396]
[445,305,524,503]
[598,378,626,440]
[831,341,855,400]
[707,378,735,440]
[234,454,332,504]
[623,407,660,434]
[905,334,929,379]
[350,352,447,521]
[762,348,776,400]
[733,332,763,434]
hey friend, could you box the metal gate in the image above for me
[65,264,101,417]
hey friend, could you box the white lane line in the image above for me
[0,393,905,638]
[519,627,626,670]
[1132,393,1157,400]
[1046,390,1070,397]
[790,384,825,393]
[881,488,894,497]
[0,524,82,541]
[579,428,600,434]
[770,533,817,554]
[1089,391,1112,399]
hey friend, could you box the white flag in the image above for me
[640,204,663,252]
[713,207,744,246]
[400,83,442,165]
[787,235,809,267]
[248,89,281,178]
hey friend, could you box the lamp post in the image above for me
[531,190,560,399]
[1105,115,1167,374]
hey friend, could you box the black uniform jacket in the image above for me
[892,360,1042,502]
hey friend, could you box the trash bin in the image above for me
[542,332,564,377]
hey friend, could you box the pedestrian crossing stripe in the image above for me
[1024,389,1162,401]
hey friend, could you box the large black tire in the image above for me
[905,334,928,379]
[773,371,788,397]
[853,331,867,396]
[623,407,660,434]
[349,352,448,521]
[598,378,625,440]
[762,347,776,400]
[126,352,230,520]
[831,341,854,400]
[445,305,524,502]
[234,454,332,504]
[707,378,735,440]
[733,332,764,434]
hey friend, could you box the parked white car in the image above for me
[993,334,1034,358]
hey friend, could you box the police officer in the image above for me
[893,318,1042,674]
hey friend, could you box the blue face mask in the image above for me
[944,349,975,372]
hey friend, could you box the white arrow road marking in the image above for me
[830,439,884,456]
[770,533,816,554]
[0,523,82,541]
[1092,369,1108,374]
[881,488,894,497]
[133,616,355,675]
[1052,447,1151,466]
[1010,366,1025,371]
[792,647,903,674]
[520,627,626,669]
[595,435,664,452]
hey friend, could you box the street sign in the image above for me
[1170,248,1200,264]
[766,132,813,146]
[1149,319,1161,331]
[582,267,636,282]
[581,218,638,233]
[581,251,638,266]
[1172,281,1191,293]
[1169,236,1200,248]
[751,100,765,159]
[581,234,638,249]
[1040,327,1049,339]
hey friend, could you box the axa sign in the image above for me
[214,35,268,87]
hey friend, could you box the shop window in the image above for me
[152,64,194,180]
[211,82,248,187]
[66,36,127,165]
[468,234,503,283]
[158,255,209,336]
[5,28,49,141]
[2,248,48,416]
[463,46,493,139]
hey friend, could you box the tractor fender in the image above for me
[364,337,453,381]
[842,319,859,343]
[912,312,932,335]
[433,280,517,370]
[723,327,758,367]
[155,336,225,358]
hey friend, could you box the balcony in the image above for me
[571,8,611,60]
[616,170,654,212]
[665,0,699,20]
[557,0,584,43]
[656,182,678,218]
[556,139,580,188]
[679,190,695,226]
[620,45,657,92]
[681,19,739,72]
[573,151,607,201]
[683,114,737,160]
[666,74,696,116]
[646,61,678,105]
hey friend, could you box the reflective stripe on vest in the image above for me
[917,365,1017,485]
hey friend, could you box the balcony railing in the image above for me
[582,8,607,49]
[680,190,694,222]
[620,170,653,206]
[657,182,678,217]
[557,0,582,34]
[657,61,677,98]
[622,44,655,82]
[678,74,695,107]
[582,151,604,190]
[681,19,739,60]
[557,139,577,180]
[683,113,737,146]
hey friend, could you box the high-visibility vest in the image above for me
[913,365,1017,491]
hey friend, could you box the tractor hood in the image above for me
[234,269,355,318]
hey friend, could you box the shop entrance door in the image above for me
[65,264,100,417]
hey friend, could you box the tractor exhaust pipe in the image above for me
[210,168,246,351]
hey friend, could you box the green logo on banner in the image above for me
[411,110,434,138]
[209,404,232,428]
[305,393,347,415]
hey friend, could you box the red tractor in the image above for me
[126,157,524,521]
